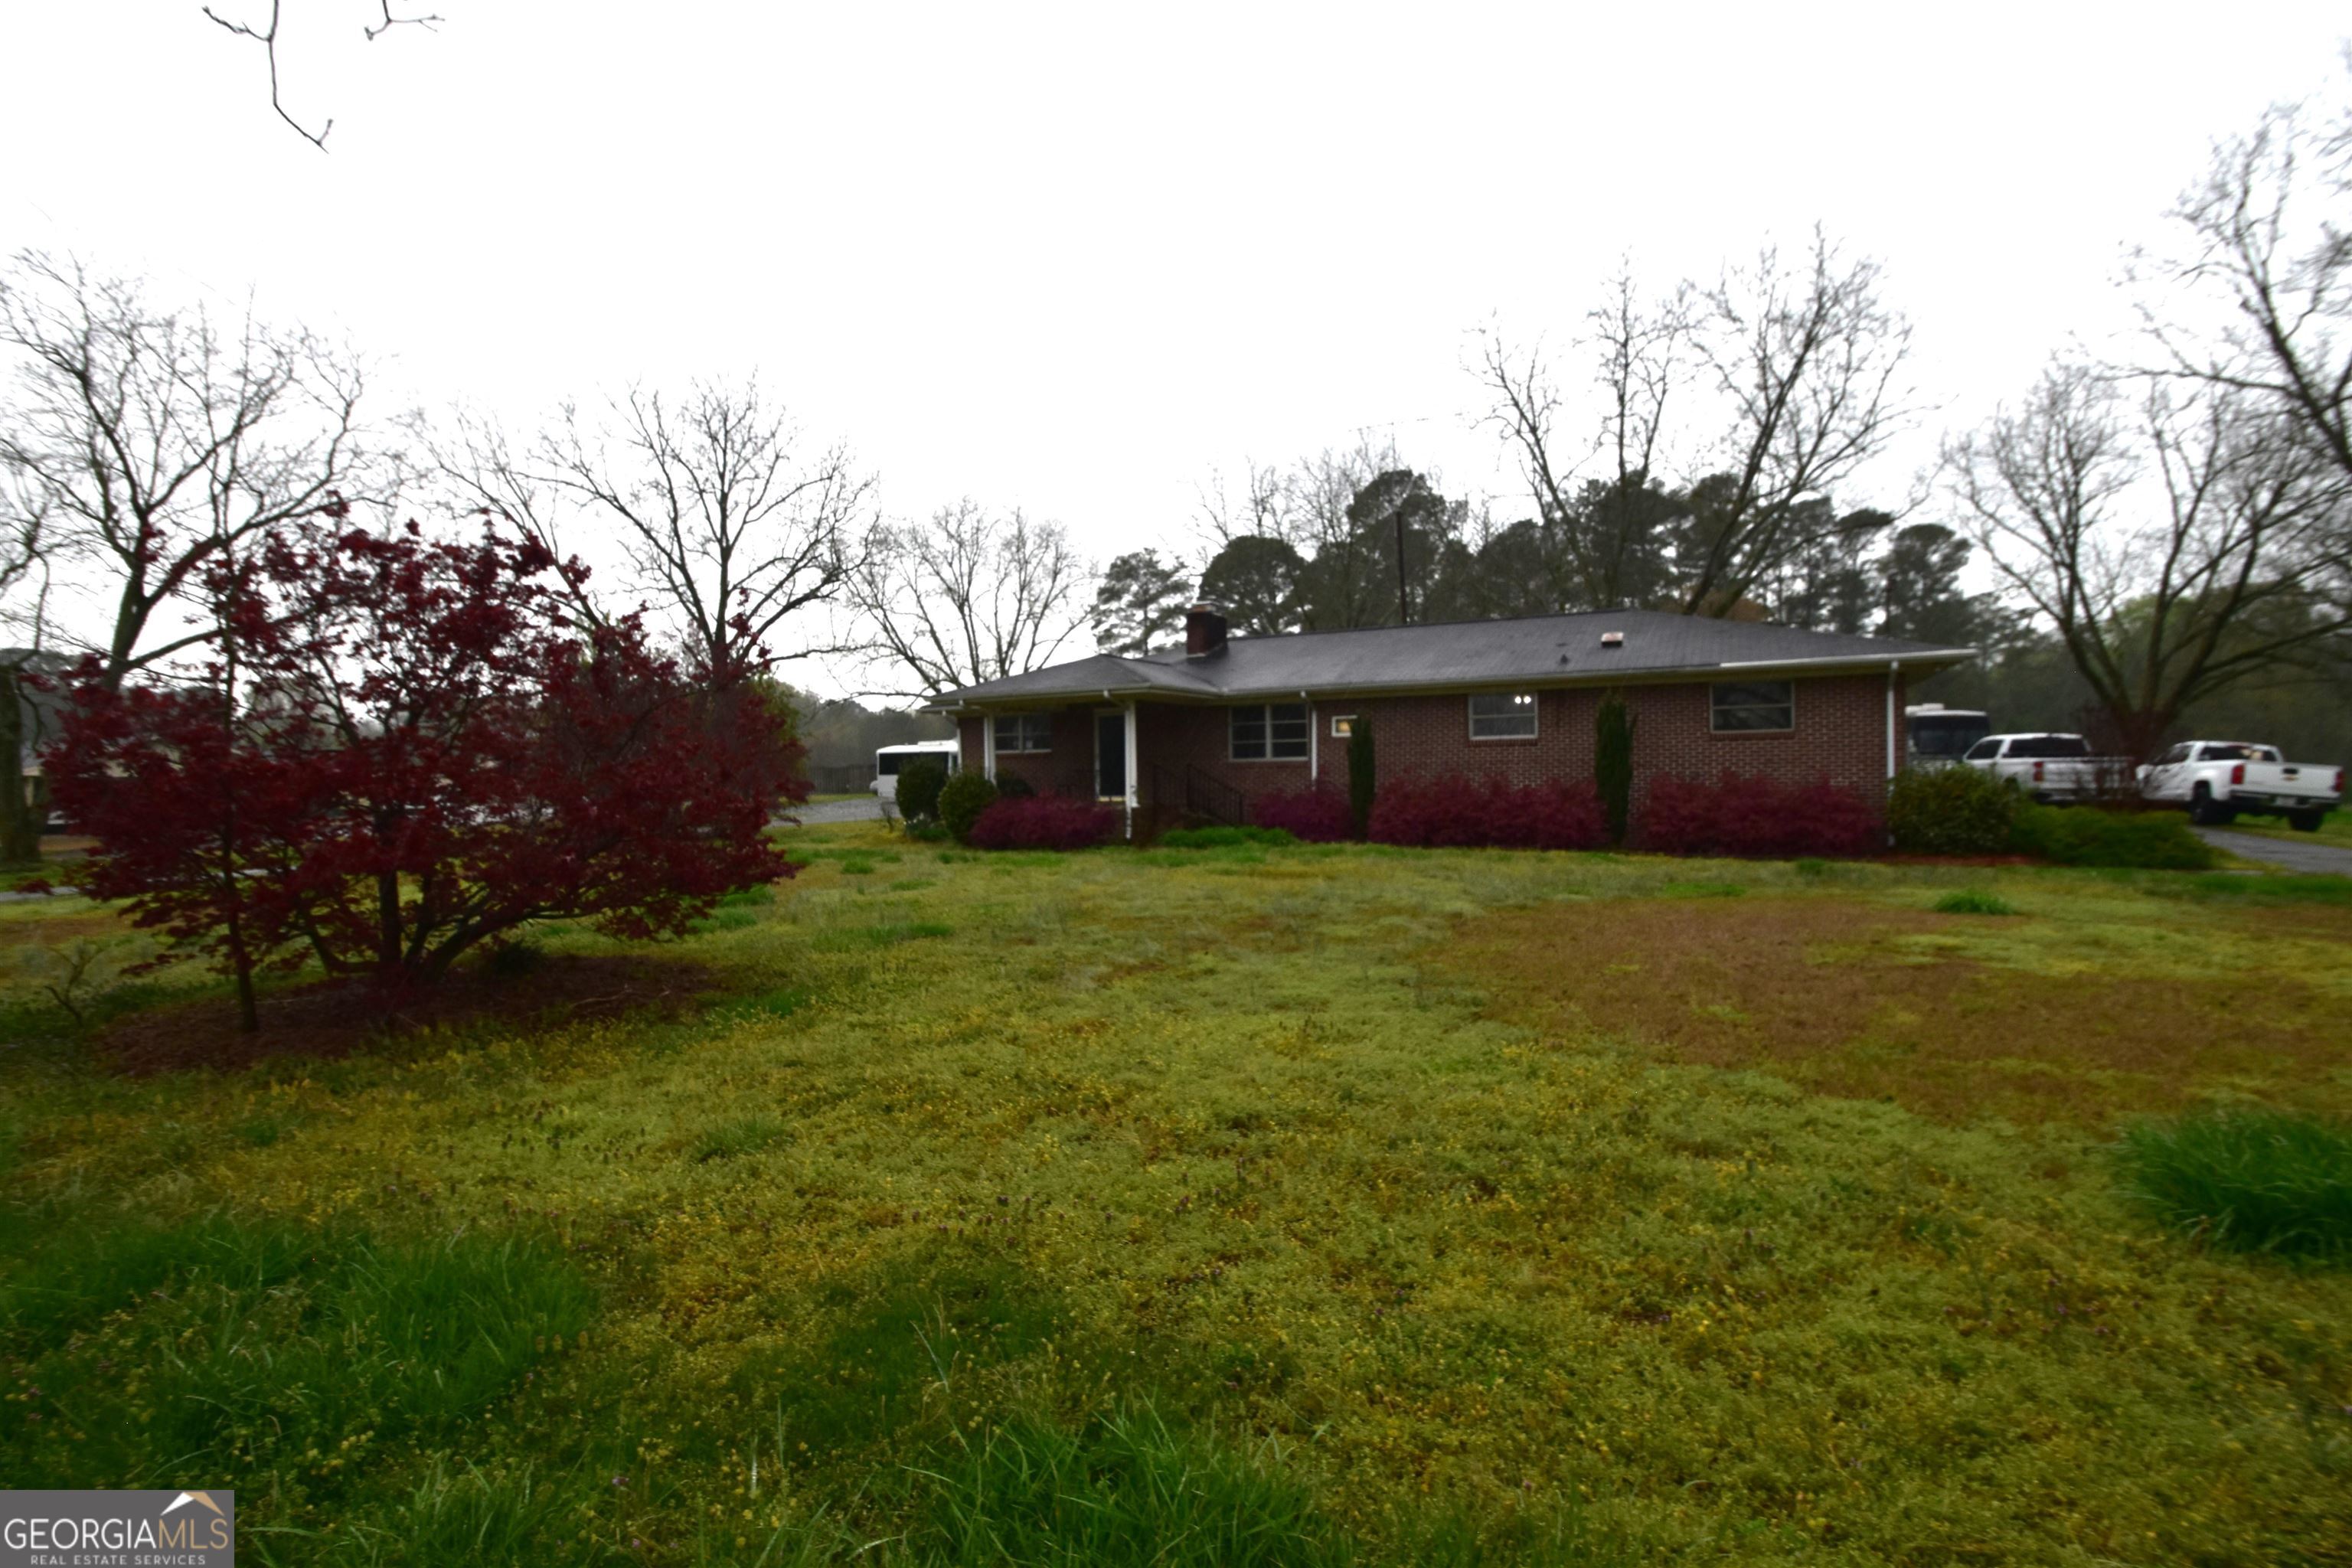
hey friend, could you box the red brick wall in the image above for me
[1136,702,1314,806]
[966,672,1902,814]
[1321,675,1899,808]
[959,706,1109,797]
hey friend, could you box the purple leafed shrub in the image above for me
[1367,774,1609,851]
[1638,772,1880,858]
[1250,786,1355,842]
[966,795,1122,851]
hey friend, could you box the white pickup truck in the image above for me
[1958,733,2132,803]
[2138,740,2343,831]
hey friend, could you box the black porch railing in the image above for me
[1147,763,1249,828]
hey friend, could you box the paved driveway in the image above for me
[2194,825,2352,876]
[789,795,886,825]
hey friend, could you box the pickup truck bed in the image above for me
[2139,741,2342,830]
[1960,733,2130,803]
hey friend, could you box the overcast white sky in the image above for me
[4,3,2347,691]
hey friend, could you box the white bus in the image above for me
[873,740,961,799]
[1906,704,1991,770]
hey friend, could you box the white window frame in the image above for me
[1229,701,1310,762]
[1709,680,1796,733]
[1467,692,1538,741]
[1328,714,1357,738]
[992,713,1054,754]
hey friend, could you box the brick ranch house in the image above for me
[926,605,1975,835]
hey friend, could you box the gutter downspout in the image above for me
[1886,660,1901,848]
[1305,690,1317,783]
[982,710,996,783]
[1125,701,1139,840]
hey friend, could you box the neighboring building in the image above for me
[925,605,1975,834]
[3,649,72,825]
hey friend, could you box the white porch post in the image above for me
[982,711,997,782]
[1123,702,1139,839]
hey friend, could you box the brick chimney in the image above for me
[1184,601,1228,658]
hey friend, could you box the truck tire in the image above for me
[2289,809,2326,833]
[2189,784,2221,825]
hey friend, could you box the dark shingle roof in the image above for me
[930,609,1973,708]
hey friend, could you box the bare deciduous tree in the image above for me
[844,501,1089,698]
[2143,77,2352,482]
[1191,437,1405,630]
[418,406,606,625]
[1477,269,1694,611]
[541,380,872,676]
[1945,364,2351,758]
[1477,234,1909,616]
[0,475,51,864]
[0,251,384,690]
[1680,230,1915,615]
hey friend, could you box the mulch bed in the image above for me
[93,954,720,1076]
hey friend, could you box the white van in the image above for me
[873,740,961,800]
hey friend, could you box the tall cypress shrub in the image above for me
[1347,719,1376,841]
[1595,691,1635,845]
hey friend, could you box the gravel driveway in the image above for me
[788,795,887,825]
[2194,825,2352,876]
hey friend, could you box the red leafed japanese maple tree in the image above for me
[48,518,805,1031]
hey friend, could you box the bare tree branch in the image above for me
[843,501,1089,699]
[1681,228,1916,614]
[202,0,443,149]
[416,405,605,626]
[1945,363,2351,756]
[540,378,874,675]
[0,250,392,688]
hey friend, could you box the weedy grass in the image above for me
[1,823,2348,1564]
[0,1214,593,1493]
[692,1115,789,1163]
[1933,888,2019,915]
[2166,871,2352,908]
[1157,825,1301,850]
[2117,1109,2352,1260]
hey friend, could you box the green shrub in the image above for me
[2011,804,2215,869]
[937,771,1000,844]
[1159,825,1298,849]
[1886,765,2018,855]
[1934,889,2017,915]
[2117,1109,2352,1260]
[896,758,949,823]
[1595,691,1635,846]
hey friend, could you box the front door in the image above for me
[1096,711,1126,801]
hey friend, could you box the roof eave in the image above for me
[923,645,1978,710]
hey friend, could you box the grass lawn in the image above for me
[3,830,2350,1565]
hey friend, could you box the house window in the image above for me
[1329,714,1357,739]
[1230,702,1309,760]
[1468,692,1537,740]
[1710,681,1795,733]
[993,714,1053,753]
